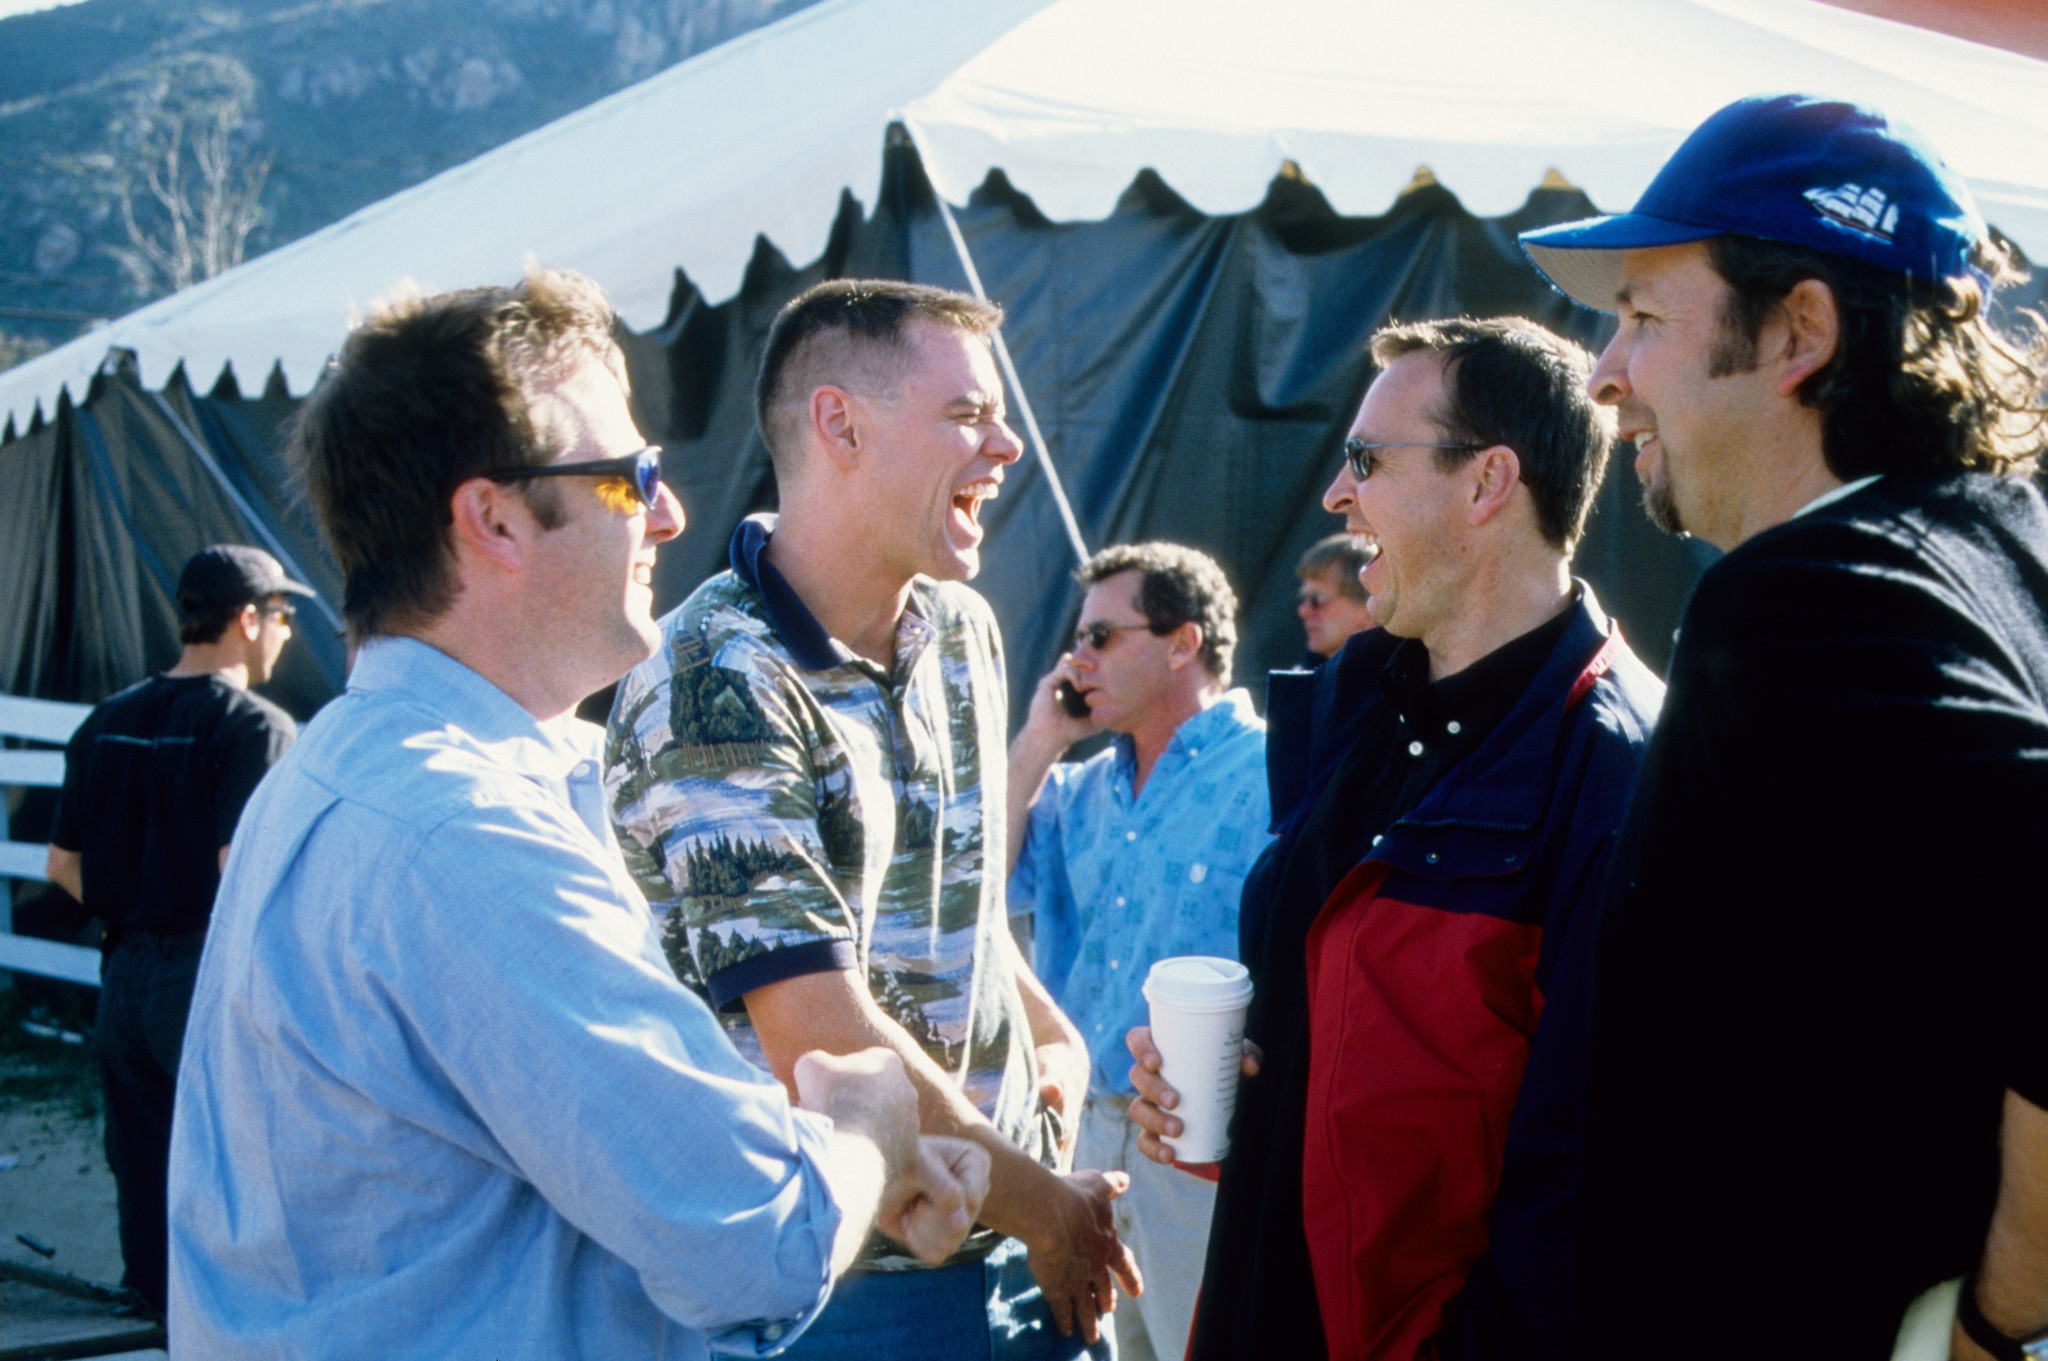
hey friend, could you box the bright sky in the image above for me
[0,0,89,16]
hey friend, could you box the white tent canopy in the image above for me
[4,0,2046,438]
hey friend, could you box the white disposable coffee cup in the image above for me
[1142,955,1253,1163]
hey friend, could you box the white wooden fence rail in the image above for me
[1,693,102,987]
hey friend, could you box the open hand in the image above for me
[1021,1169,1143,1343]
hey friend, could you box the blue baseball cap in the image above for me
[1520,94,1989,313]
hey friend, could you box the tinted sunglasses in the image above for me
[1342,437,1481,481]
[492,446,663,507]
[1072,620,1153,651]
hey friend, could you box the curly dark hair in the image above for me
[1368,317,1614,550]
[1705,233,2046,479]
[1078,541,1238,683]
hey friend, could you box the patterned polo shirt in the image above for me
[606,516,1047,1266]
[1008,690,1270,1096]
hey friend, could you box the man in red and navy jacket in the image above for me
[1130,317,1662,1361]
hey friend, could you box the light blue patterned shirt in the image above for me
[1008,689,1270,1096]
[168,637,840,1360]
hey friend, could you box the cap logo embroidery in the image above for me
[1803,183,1900,244]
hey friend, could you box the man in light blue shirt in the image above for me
[1006,542,1269,1361]
[167,268,986,1360]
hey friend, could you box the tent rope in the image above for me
[930,192,1090,567]
[145,389,346,637]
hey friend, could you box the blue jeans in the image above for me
[776,1237,1114,1361]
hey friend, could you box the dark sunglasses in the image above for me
[491,446,663,507]
[1342,437,1481,481]
[260,601,296,621]
[1072,620,1153,652]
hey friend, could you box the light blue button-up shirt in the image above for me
[1009,689,1270,1096]
[168,637,840,1360]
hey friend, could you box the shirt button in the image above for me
[1109,959,1120,970]
[1426,851,1441,864]
[1126,830,1138,842]
[1407,740,1424,757]
[764,1324,785,1342]
[1115,896,1127,907]
[1445,720,1462,736]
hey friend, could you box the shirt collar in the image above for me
[730,514,841,671]
[1380,599,1576,746]
[1791,474,1882,521]
[1168,688,1260,756]
[729,513,938,681]
[346,636,596,785]
[1109,687,1260,784]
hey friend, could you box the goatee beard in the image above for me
[1642,480,1687,538]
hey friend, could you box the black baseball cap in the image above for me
[1520,94,1990,313]
[176,545,316,621]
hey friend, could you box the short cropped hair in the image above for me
[1369,317,1614,550]
[289,266,627,642]
[1078,541,1239,683]
[178,604,245,647]
[754,279,1001,478]
[1296,533,1369,602]
[1705,234,2045,480]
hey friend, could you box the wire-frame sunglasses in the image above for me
[1342,437,1481,481]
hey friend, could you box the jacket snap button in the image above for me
[1425,851,1440,864]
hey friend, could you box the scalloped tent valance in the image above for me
[3,0,2046,441]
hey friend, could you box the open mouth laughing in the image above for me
[951,478,1000,536]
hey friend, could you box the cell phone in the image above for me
[1054,680,1091,719]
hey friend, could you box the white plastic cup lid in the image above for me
[1143,955,1252,1011]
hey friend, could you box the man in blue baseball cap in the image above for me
[1521,94,2048,1361]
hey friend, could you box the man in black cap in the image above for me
[45,543,311,1317]
[1522,94,2048,1360]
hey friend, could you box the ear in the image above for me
[448,477,537,576]
[235,602,263,642]
[1466,445,1523,527]
[1773,277,1840,397]
[1165,621,1204,672]
[809,385,863,472]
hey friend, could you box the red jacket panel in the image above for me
[1303,865,1545,1360]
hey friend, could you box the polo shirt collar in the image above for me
[731,514,840,671]
[729,514,938,680]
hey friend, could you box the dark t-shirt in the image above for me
[50,673,295,936]
[1582,474,2048,1360]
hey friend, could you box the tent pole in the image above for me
[930,193,1090,567]
[145,387,346,637]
